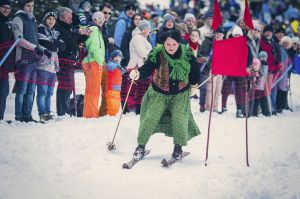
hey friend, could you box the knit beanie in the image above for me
[163,14,175,24]
[232,26,243,36]
[161,29,181,44]
[0,0,11,6]
[138,20,151,30]
[183,13,195,22]
[18,0,33,9]
[111,49,123,59]
[43,10,57,22]
[259,51,268,59]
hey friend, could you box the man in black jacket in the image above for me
[0,0,13,121]
[54,7,88,116]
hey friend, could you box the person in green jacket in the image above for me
[129,30,201,160]
[82,11,105,118]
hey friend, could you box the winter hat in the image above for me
[291,37,300,44]
[232,26,243,36]
[43,10,57,22]
[252,58,261,71]
[279,36,292,49]
[138,20,151,30]
[263,25,273,33]
[259,51,268,59]
[111,49,123,59]
[18,0,33,9]
[124,3,136,12]
[79,0,91,11]
[0,0,11,6]
[161,29,181,44]
[163,14,175,24]
[215,26,224,34]
[203,10,213,19]
[275,27,285,34]
[183,13,196,23]
[92,11,104,21]
[151,13,158,19]
[252,58,261,67]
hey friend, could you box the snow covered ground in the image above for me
[1,73,300,199]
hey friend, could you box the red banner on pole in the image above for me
[243,0,254,29]
[212,0,222,32]
[212,36,248,77]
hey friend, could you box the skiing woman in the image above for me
[129,29,201,161]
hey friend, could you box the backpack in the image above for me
[106,17,128,38]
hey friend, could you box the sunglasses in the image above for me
[254,28,261,32]
[103,11,112,15]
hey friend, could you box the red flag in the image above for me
[211,0,222,32]
[212,36,248,77]
[243,0,254,30]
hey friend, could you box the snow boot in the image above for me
[200,105,205,113]
[218,107,227,114]
[133,145,145,160]
[172,144,183,160]
[23,116,38,123]
[236,109,245,118]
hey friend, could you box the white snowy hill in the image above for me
[1,73,300,199]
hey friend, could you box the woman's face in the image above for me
[141,27,151,37]
[164,37,179,55]
[133,15,142,26]
[190,31,200,43]
[166,20,174,29]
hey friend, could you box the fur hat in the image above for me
[0,0,11,6]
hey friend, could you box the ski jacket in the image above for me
[82,26,105,66]
[106,61,125,91]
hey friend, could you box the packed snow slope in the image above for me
[1,74,300,199]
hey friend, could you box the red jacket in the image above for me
[260,37,281,73]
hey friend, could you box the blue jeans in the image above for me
[15,63,37,118]
[36,70,56,116]
[271,84,278,112]
[0,77,9,119]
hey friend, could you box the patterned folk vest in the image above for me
[152,53,188,92]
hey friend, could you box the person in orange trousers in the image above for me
[82,11,106,118]
[106,50,126,116]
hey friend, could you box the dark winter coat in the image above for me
[0,13,14,73]
[260,36,282,73]
[54,19,87,61]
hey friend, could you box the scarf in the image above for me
[148,44,193,83]
[188,40,198,51]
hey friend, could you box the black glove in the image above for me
[44,49,52,59]
[35,47,43,56]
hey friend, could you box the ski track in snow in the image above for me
[1,74,300,199]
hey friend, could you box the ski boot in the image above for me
[133,145,145,160]
[172,144,183,161]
